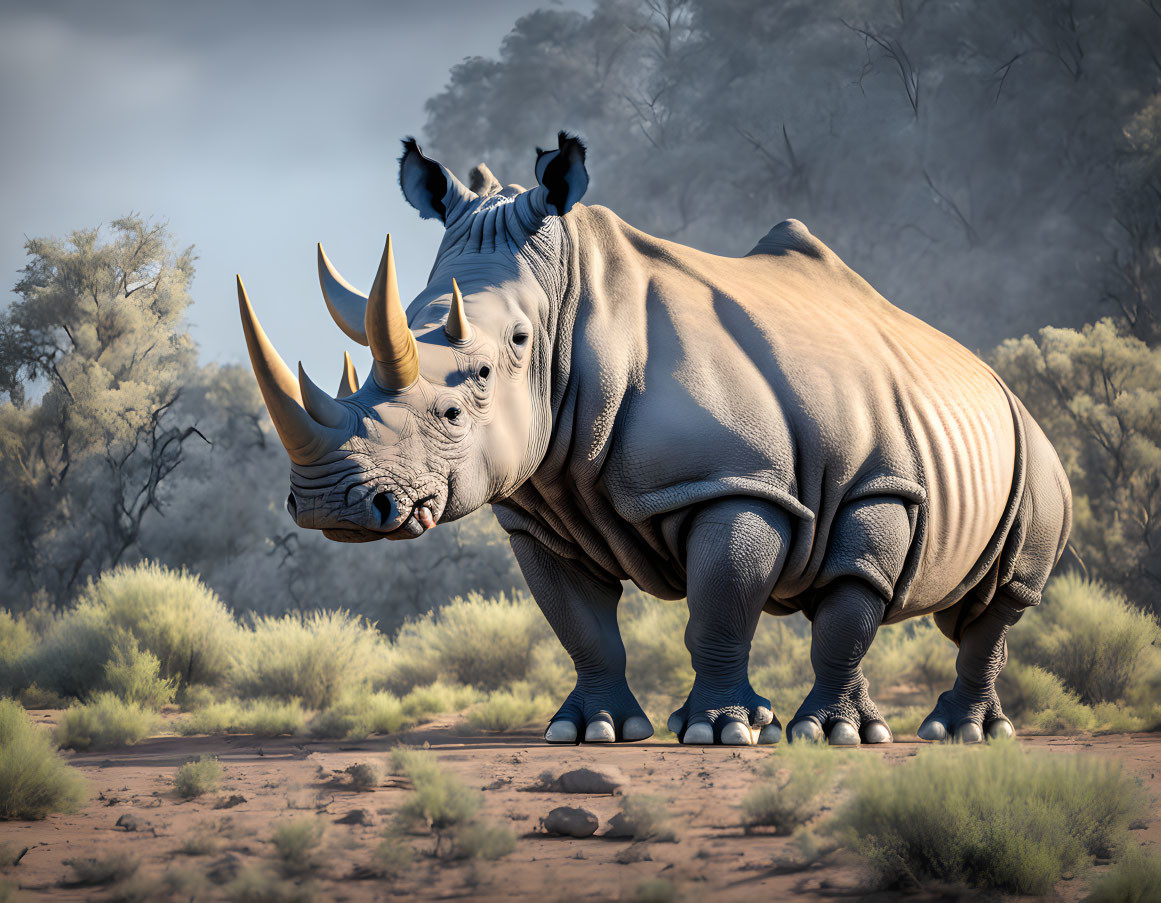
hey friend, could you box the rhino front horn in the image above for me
[237,276,339,464]
[444,278,473,344]
[365,234,420,392]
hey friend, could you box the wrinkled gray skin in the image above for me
[248,132,1072,747]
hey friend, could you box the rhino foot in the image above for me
[918,685,1013,743]
[544,679,653,744]
[667,681,779,746]
[787,675,892,746]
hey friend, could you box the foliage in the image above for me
[1085,847,1161,903]
[741,744,840,834]
[174,755,222,799]
[178,698,307,737]
[391,747,481,833]
[54,692,155,751]
[0,217,201,605]
[833,742,1146,894]
[0,698,86,819]
[270,818,325,874]
[344,762,380,791]
[464,687,552,732]
[1009,573,1161,704]
[225,866,314,903]
[102,633,177,710]
[993,321,1161,607]
[998,661,1097,733]
[382,591,552,692]
[616,794,677,842]
[63,852,140,886]
[232,610,385,709]
[448,820,516,860]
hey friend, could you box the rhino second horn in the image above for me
[318,243,370,346]
[237,275,335,464]
[298,362,349,429]
[445,278,473,344]
[337,351,360,399]
[365,234,420,391]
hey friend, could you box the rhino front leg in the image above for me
[918,594,1022,743]
[668,499,791,746]
[509,532,652,744]
[787,579,892,746]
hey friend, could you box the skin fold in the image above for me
[238,131,1072,747]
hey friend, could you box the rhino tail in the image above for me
[745,218,827,260]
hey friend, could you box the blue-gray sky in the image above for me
[0,0,587,384]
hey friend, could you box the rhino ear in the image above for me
[533,131,588,216]
[399,138,475,223]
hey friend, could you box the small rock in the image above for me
[543,806,599,838]
[207,853,242,885]
[114,814,142,832]
[334,808,373,826]
[557,766,627,794]
[213,794,246,810]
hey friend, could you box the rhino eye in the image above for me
[444,406,462,422]
[512,332,528,346]
[478,365,491,380]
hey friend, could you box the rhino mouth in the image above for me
[319,493,443,543]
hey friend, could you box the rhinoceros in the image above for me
[236,132,1071,746]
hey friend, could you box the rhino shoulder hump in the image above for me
[745,219,828,260]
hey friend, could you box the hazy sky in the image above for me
[0,0,587,385]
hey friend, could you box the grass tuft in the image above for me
[0,698,86,819]
[174,755,222,799]
[1085,847,1161,903]
[741,743,840,834]
[63,852,139,886]
[833,742,1146,894]
[344,762,380,791]
[270,817,326,875]
[464,687,551,732]
[54,692,155,751]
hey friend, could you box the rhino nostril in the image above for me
[286,493,298,520]
[372,490,397,528]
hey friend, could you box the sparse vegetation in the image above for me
[54,692,156,751]
[0,698,86,819]
[270,817,326,875]
[63,852,140,886]
[741,744,840,835]
[233,610,385,710]
[103,633,177,710]
[344,762,380,791]
[225,865,315,903]
[615,794,677,842]
[465,687,551,732]
[174,755,222,799]
[833,742,1146,894]
[178,698,307,737]
[1086,847,1161,903]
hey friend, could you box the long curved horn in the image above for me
[318,243,369,346]
[336,351,359,398]
[237,276,333,464]
[298,363,349,429]
[444,278,473,344]
[365,235,419,391]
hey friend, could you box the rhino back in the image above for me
[506,208,1017,619]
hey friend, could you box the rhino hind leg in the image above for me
[509,532,653,744]
[787,578,892,746]
[669,498,792,746]
[918,595,1022,743]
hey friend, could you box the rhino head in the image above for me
[237,133,588,542]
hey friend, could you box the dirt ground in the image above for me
[2,714,1159,903]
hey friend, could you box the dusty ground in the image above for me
[1,715,1159,902]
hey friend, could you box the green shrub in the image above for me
[372,833,414,877]
[174,756,222,799]
[400,681,477,719]
[0,610,35,694]
[998,661,1096,733]
[863,617,957,697]
[233,610,385,709]
[225,866,314,903]
[390,747,480,833]
[270,818,325,874]
[178,698,307,737]
[465,687,551,732]
[833,742,1146,894]
[78,562,237,688]
[449,820,516,860]
[20,563,237,700]
[63,852,139,886]
[1086,847,1161,903]
[621,591,696,701]
[634,879,679,903]
[382,591,552,692]
[344,763,380,791]
[54,693,156,751]
[741,744,839,834]
[103,632,177,709]
[1010,574,1161,705]
[0,698,86,819]
[616,794,677,841]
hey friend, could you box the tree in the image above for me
[0,217,205,605]
[992,319,1161,610]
